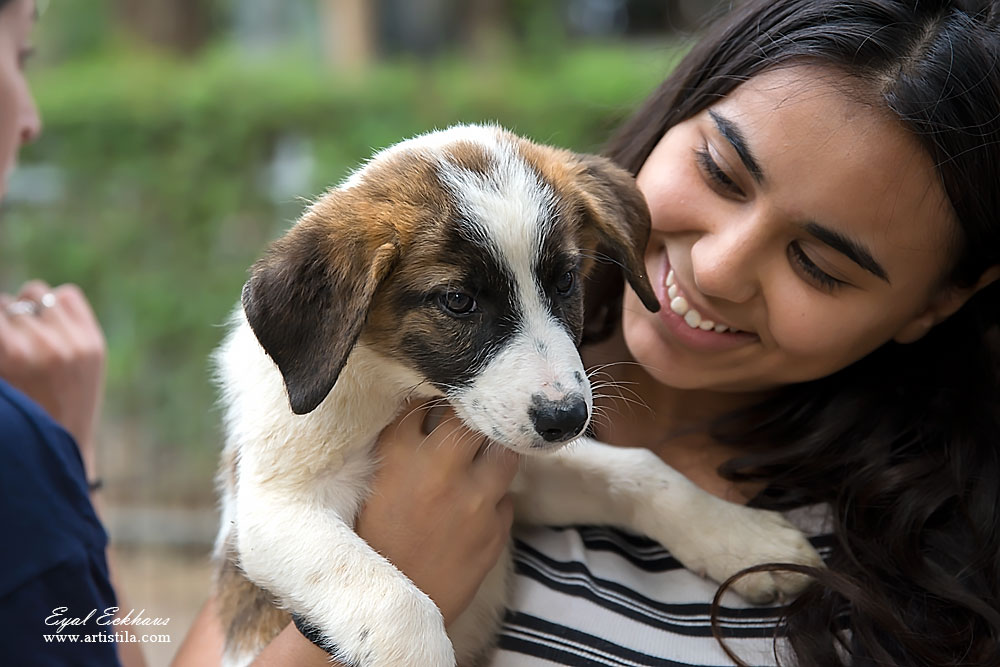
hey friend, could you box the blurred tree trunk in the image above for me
[462,0,510,63]
[319,0,375,73]
[113,0,215,55]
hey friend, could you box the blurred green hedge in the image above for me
[0,44,680,501]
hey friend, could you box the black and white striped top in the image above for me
[489,506,834,667]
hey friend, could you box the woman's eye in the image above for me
[694,146,745,198]
[555,270,575,296]
[439,291,477,317]
[788,242,846,291]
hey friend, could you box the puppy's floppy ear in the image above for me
[573,154,660,313]
[242,215,400,415]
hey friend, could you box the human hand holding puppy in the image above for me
[359,401,520,627]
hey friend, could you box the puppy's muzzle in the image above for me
[529,393,589,444]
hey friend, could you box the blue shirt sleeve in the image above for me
[0,379,121,666]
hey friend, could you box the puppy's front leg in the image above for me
[513,438,823,603]
[236,480,455,667]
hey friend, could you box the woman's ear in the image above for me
[894,265,1000,344]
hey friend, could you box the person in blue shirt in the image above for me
[0,371,117,666]
[0,1,142,664]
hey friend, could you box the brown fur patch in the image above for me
[214,538,290,658]
[442,140,495,176]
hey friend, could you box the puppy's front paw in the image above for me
[309,591,456,667]
[668,503,823,604]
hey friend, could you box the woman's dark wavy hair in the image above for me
[595,1,1000,665]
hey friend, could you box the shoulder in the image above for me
[492,508,834,667]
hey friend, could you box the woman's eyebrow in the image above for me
[803,222,891,283]
[708,110,764,183]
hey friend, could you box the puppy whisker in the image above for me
[432,415,482,454]
[591,398,627,421]
[578,249,626,272]
[591,382,649,408]
[594,390,651,416]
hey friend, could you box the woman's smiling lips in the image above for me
[653,250,759,351]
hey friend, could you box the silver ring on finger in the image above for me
[39,292,57,309]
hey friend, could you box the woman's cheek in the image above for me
[768,302,889,379]
[764,284,853,359]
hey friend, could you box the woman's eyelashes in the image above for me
[694,145,745,198]
[788,242,846,291]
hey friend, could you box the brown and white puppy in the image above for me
[212,125,822,667]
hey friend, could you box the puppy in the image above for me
[212,124,822,667]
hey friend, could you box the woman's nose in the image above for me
[690,215,768,304]
[20,94,40,145]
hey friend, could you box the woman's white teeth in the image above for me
[665,269,736,333]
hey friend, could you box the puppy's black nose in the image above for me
[530,394,589,443]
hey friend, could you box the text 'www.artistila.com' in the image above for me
[43,630,171,644]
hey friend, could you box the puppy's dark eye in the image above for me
[555,271,575,296]
[439,292,477,317]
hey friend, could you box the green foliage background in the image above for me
[0,44,681,503]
